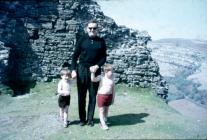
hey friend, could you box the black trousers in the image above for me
[77,64,100,122]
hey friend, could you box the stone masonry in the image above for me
[0,0,168,99]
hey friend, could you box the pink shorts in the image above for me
[97,94,113,107]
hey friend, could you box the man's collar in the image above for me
[87,34,98,40]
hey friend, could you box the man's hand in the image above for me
[90,65,99,73]
[71,70,77,79]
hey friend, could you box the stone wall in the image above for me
[0,0,168,99]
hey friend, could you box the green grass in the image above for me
[0,82,206,139]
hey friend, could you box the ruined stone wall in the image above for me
[0,0,168,99]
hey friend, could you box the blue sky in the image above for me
[97,0,207,40]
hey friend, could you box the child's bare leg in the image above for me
[99,107,105,125]
[63,105,69,127]
[104,106,109,122]
[63,105,69,123]
[99,107,108,130]
[59,108,64,120]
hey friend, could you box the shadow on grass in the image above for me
[108,113,149,126]
[69,120,81,125]
[69,113,149,126]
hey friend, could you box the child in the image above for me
[90,64,115,130]
[57,68,72,128]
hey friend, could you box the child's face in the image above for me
[61,74,70,80]
[105,70,113,78]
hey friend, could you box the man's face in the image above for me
[87,23,98,37]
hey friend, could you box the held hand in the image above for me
[90,65,99,73]
[89,66,96,73]
[71,70,77,79]
[94,65,99,72]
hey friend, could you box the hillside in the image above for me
[0,82,206,139]
[148,38,207,108]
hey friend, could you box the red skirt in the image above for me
[97,94,113,107]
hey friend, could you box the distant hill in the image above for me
[148,38,207,108]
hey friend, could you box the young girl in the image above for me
[57,68,72,128]
[90,64,115,130]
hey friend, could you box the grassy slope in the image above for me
[0,82,206,140]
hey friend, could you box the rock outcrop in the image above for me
[0,0,168,99]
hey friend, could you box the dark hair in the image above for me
[87,19,98,26]
[62,62,70,68]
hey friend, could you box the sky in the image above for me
[96,0,207,40]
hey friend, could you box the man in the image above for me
[71,20,107,126]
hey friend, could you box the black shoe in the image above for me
[87,121,94,127]
[79,121,85,126]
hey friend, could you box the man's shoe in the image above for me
[87,121,94,127]
[79,121,85,126]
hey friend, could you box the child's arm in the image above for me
[91,72,101,82]
[57,82,63,96]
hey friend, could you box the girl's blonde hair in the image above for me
[60,68,71,77]
[103,64,113,73]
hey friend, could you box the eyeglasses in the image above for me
[88,27,97,30]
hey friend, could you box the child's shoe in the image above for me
[63,121,68,128]
[100,123,109,130]
[104,118,110,125]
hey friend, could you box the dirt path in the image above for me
[168,99,207,122]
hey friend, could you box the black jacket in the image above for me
[71,35,107,70]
